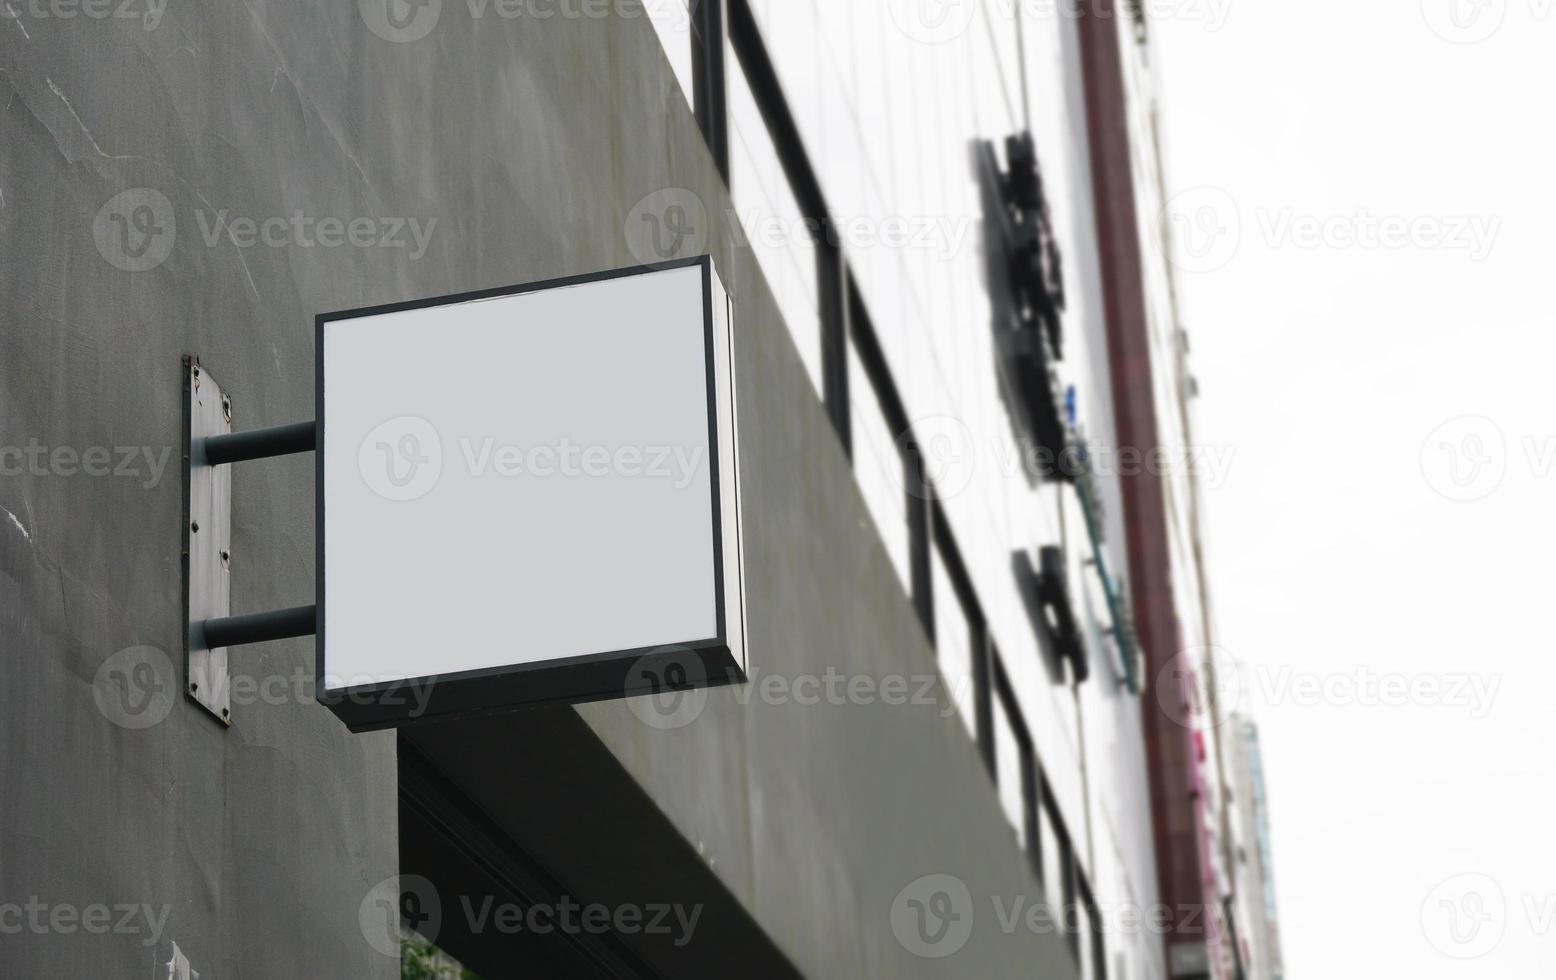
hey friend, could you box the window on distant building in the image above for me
[932,547,975,739]
[849,340,910,591]
[727,46,824,399]
[992,690,1027,848]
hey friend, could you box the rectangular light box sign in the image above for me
[315,256,746,730]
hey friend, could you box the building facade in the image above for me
[0,1,1275,977]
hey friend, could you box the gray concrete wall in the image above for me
[2,2,1076,976]
[0,2,414,975]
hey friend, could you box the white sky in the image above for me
[1153,2,1556,976]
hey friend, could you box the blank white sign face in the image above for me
[321,263,730,693]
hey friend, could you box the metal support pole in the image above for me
[203,421,316,465]
[201,604,317,649]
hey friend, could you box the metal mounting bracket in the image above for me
[182,356,318,727]
[183,357,233,724]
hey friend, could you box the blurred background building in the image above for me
[0,0,1278,977]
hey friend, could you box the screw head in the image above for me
[191,521,200,533]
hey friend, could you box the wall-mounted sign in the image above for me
[316,257,746,730]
